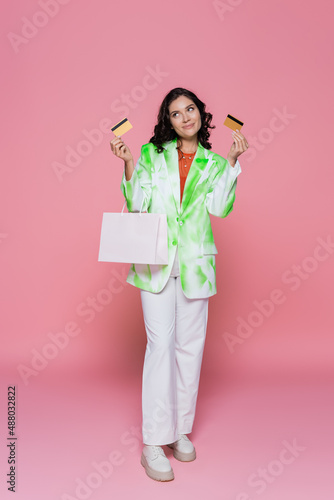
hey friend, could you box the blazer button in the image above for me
[179,220,183,226]
[172,240,177,246]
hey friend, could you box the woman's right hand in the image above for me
[110,136,133,163]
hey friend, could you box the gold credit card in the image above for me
[111,117,133,136]
[224,114,244,131]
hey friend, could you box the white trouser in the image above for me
[140,248,209,445]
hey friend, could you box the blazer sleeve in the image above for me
[205,158,242,218]
[120,144,152,212]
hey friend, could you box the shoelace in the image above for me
[150,446,166,459]
[177,434,189,443]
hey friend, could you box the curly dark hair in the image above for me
[148,87,216,153]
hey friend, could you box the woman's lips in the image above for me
[183,123,194,129]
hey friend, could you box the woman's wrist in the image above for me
[124,158,134,181]
[227,155,236,167]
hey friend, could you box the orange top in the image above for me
[177,146,197,204]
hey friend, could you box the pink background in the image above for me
[0,0,333,498]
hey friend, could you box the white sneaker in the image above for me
[167,434,196,462]
[141,445,174,481]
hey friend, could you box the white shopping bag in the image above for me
[98,204,168,265]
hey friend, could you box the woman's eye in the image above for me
[171,107,194,117]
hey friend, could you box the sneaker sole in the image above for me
[167,444,196,462]
[140,453,174,482]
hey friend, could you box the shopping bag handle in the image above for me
[121,197,145,216]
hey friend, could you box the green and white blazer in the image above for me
[121,137,242,299]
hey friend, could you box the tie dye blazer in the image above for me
[120,136,242,299]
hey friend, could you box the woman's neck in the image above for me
[176,137,198,154]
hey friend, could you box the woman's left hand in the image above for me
[227,129,249,166]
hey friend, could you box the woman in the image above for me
[110,87,248,482]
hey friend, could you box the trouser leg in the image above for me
[174,277,209,435]
[140,277,178,445]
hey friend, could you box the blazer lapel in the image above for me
[180,141,209,214]
[163,137,180,213]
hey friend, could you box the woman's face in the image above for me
[168,95,202,141]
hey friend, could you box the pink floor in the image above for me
[1,370,332,500]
